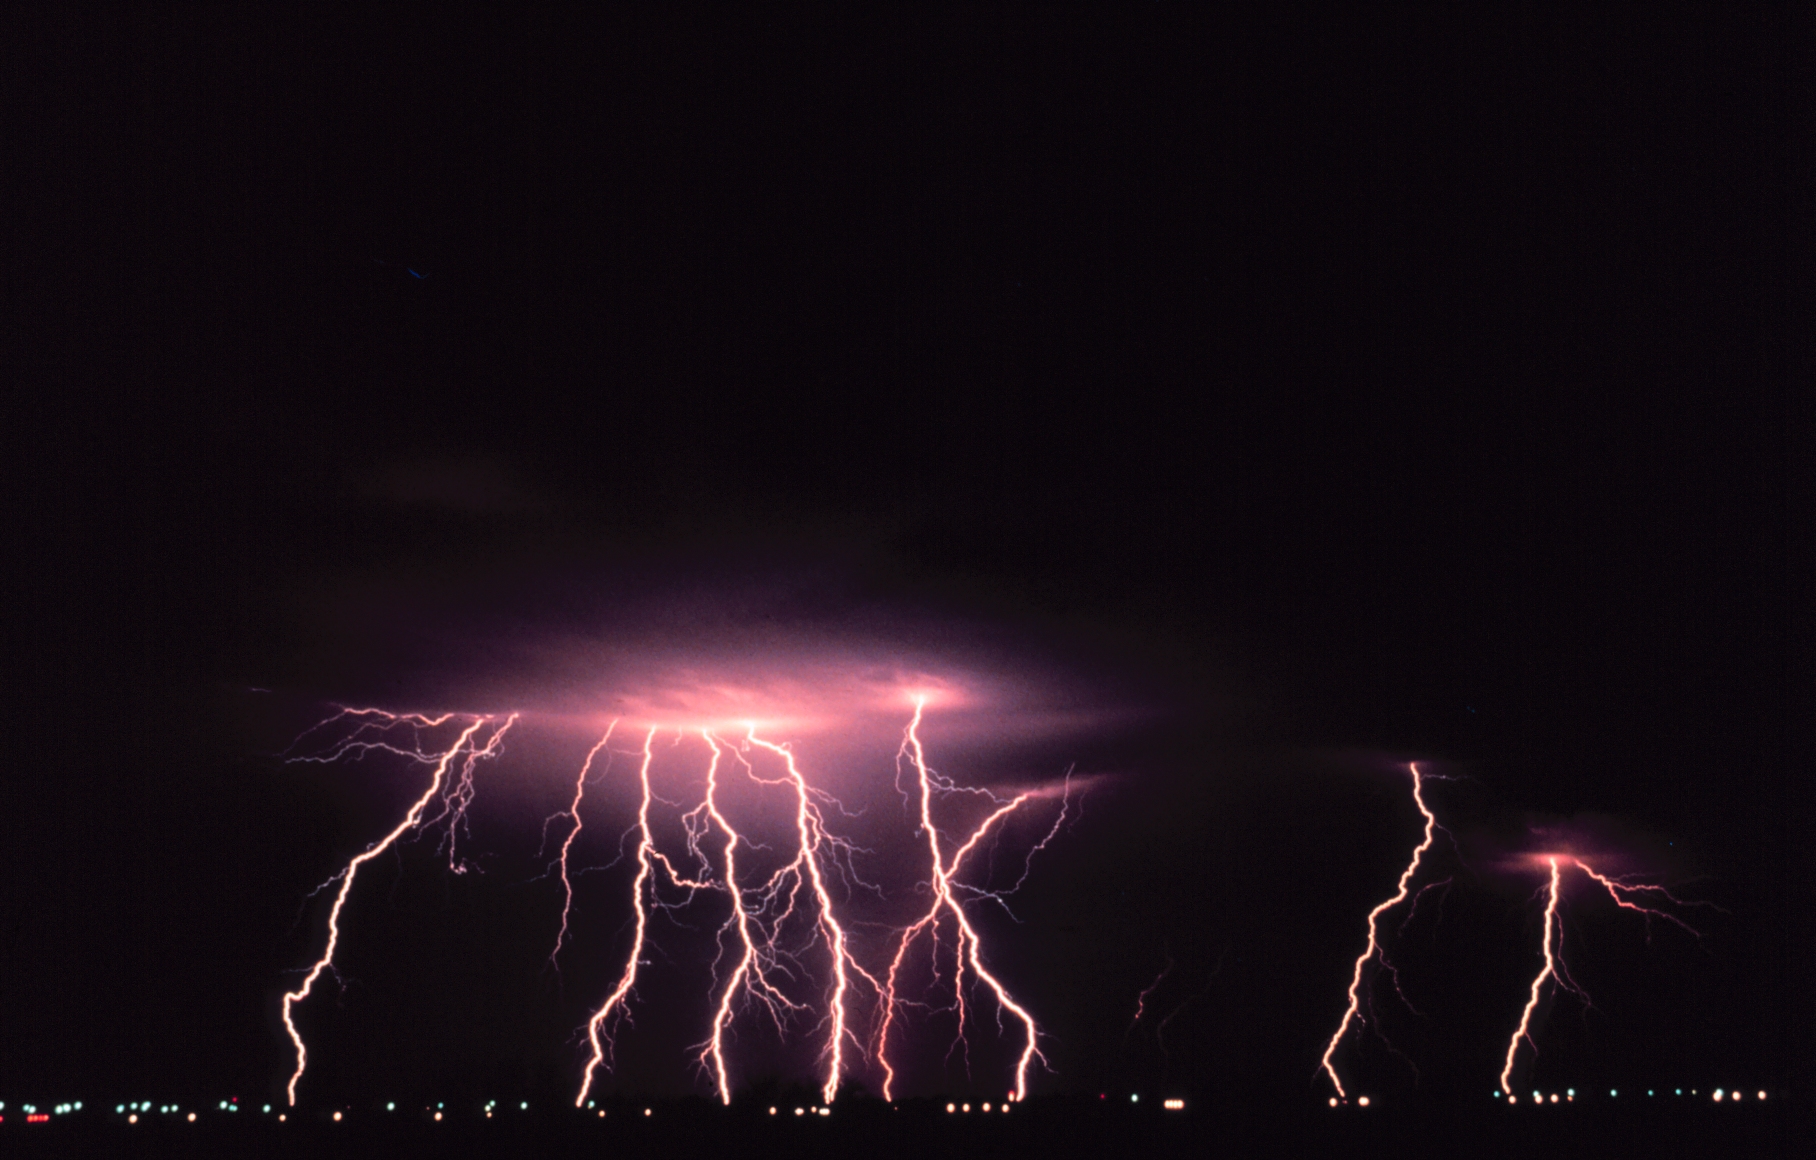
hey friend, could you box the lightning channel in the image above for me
[547,723,618,971]
[1500,855,1567,1096]
[280,712,515,1105]
[576,728,662,1107]
[1318,762,1440,1100]
[875,697,1049,1103]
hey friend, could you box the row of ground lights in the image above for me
[1493,1088,1769,1104]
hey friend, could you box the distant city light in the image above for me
[128,1114,138,1124]
[333,1111,342,1121]
[1163,1099,1185,1111]
[187,1112,197,1122]
[1357,1096,1370,1108]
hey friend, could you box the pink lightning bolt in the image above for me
[1318,762,1440,1100]
[547,723,618,970]
[1498,854,1706,1094]
[691,731,815,1103]
[1573,859,1712,942]
[743,727,884,1105]
[875,698,1051,1103]
[576,727,662,1107]
[1131,955,1176,1028]
[281,711,516,1105]
[1500,855,1569,1095]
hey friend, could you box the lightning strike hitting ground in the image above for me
[280,697,1074,1107]
[1498,854,1706,1095]
[573,724,892,1107]
[281,711,517,1105]
[1500,856,1571,1096]
[693,732,807,1105]
[576,728,663,1108]
[741,729,885,1104]
[874,698,1060,1103]
[1318,762,1441,1100]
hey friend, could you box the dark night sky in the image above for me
[6,2,1810,1115]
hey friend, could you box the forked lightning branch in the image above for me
[279,698,1070,1107]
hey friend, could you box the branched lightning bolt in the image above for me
[286,702,1073,1107]
[1573,860,1716,942]
[1498,854,1706,1093]
[576,728,662,1107]
[875,698,1051,1103]
[1500,855,1571,1095]
[1319,762,1440,1100]
[689,731,821,1104]
[743,728,884,1105]
[547,723,618,971]
[280,711,516,1106]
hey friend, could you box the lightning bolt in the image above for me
[1500,855,1570,1096]
[1130,955,1176,1028]
[1498,854,1706,1094]
[280,711,516,1105]
[1573,860,1714,942]
[547,723,618,971]
[576,728,663,1107]
[694,731,795,1105]
[875,697,1053,1103]
[742,727,884,1105]
[283,701,1074,1107]
[1319,762,1440,1100]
